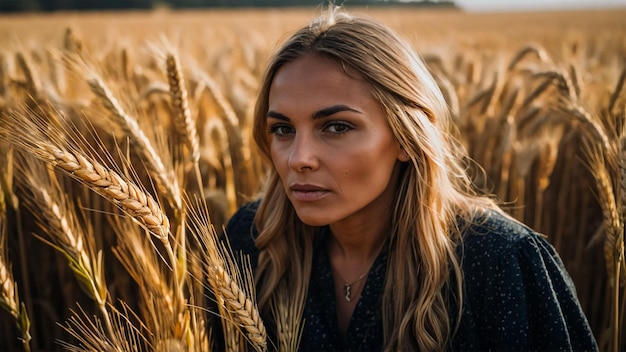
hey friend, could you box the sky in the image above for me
[453,0,626,12]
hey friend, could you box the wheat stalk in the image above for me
[0,141,32,350]
[120,47,131,82]
[0,213,31,352]
[16,156,113,336]
[520,75,554,108]
[187,259,212,352]
[62,27,83,53]
[165,52,205,294]
[15,51,40,100]
[0,52,7,98]
[203,118,237,212]
[609,64,626,114]
[567,64,581,101]
[46,49,66,96]
[110,217,190,348]
[60,304,151,352]
[613,121,626,351]
[507,44,553,71]
[196,71,251,209]
[533,132,561,230]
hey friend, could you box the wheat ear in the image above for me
[62,26,83,53]
[614,124,626,351]
[507,44,552,71]
[558,98,612,156]
[533,70,578,102]
[585,142,624,352]
[0,142,32,351]
[54,144,169,236]
[209,262,267,351]
[271,283,305,352]
[0,108,172,242]
[87,76,182,212]
[165,51,200,166]
[2,108,194,347]
[186,197,267,351]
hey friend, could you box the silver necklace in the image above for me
[341,270,369,302]
[330,239,384,302]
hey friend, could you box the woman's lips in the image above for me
[290,184,330,202]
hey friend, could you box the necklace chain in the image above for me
[330,238,385,302]
[342,270,369,302]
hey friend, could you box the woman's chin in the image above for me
[294,212,332,227]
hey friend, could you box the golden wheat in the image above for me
[0,7,624,351]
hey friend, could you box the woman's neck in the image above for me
[328,217,389,262]
[326,222,388,338]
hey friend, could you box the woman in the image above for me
[224,8,598,351]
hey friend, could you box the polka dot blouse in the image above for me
[223,201,598,351]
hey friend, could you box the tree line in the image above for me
[0,0,455,12]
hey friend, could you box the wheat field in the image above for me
[0,6,624,351]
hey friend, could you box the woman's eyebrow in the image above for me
[312,104,361,119]
[267,104,361,121]
[267,111,289,121]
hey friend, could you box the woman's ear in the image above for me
[398,148,411,162]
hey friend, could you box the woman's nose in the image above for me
[288,133,319,172]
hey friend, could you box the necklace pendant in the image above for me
[344,284,352,302]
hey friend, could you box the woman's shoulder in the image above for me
[456,207,576,312]
[458,208,549,259]
[456,208,568,282]
[454,208,598,351]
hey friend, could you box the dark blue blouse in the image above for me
[224,201,598,351]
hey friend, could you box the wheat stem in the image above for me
[0,200,31,351]
[609,64,626,114]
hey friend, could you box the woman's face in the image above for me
[267,53,407,228]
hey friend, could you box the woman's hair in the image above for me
[251,7,498,350]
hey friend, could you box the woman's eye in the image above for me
[324,121,353,134]
[268,124,295,137]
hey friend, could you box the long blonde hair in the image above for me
[251,8,497,351]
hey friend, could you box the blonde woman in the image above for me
[224,8,597,351]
